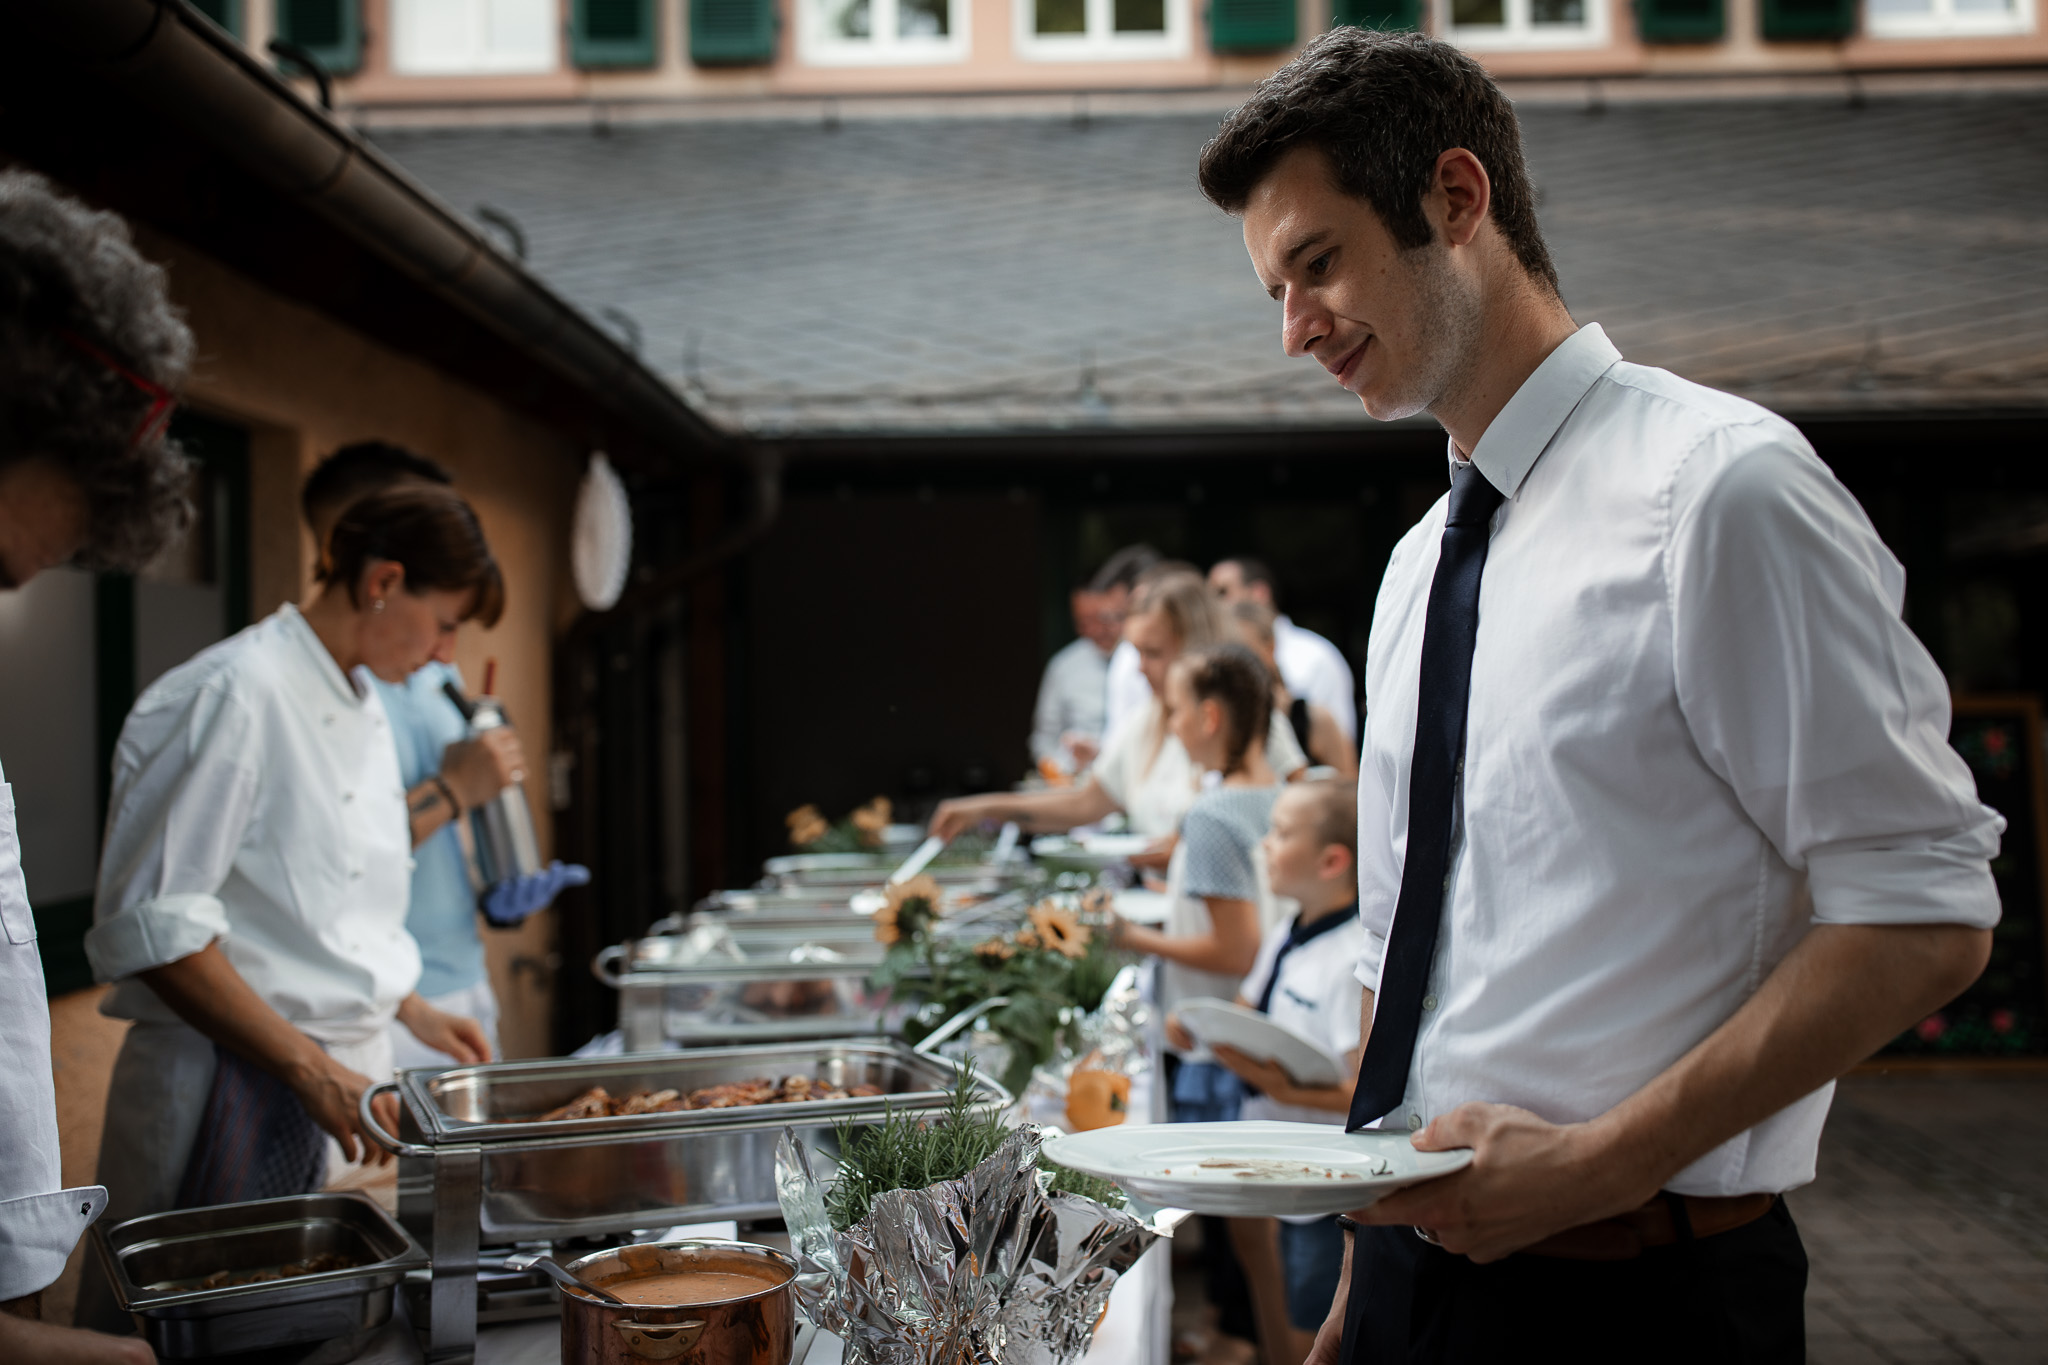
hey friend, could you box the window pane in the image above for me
[1953,0,2010,13]
[1866,0,1930,13]
[898,0,948,34]
[1037,0,1086,32]
[1531,0,1583,22]
[1114,0,1166,29]
[1452,0,1503,23]
[829,0,871,37]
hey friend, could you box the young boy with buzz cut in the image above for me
[1167,778,1370,1365]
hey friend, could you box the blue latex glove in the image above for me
[482,861,591,927]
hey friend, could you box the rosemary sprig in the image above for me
[1039,1157,1127,1210]
[825,1062,1010,1232]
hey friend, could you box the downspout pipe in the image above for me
[17,0,742,470]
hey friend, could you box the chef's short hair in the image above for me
[318,483,506,628]
[1284,778,1357,859]
[0,170,193,570]
[1197,28,1559,297]
[303,441,452,526]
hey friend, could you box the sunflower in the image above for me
[1077,887,1114,918]
[849,795,892,848]
[786,804,830,848]
[1029,902,1090,959]
[972,937,1015,963]
[874,873,943,945]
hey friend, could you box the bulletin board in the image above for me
[1879,694,2048,1058]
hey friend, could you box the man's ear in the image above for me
[1433,148,1492,251]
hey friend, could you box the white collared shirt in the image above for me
[1030,637,1112,763]
[1354,324,2002,1196]
[87,605,421,1045]
[1273,616,1356,743]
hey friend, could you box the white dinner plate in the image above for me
[1113,889,1171,926]
[1042,1121,1472,1217]
[1176,998,1345,1087]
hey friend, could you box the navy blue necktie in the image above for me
[1347,462,1505,1131]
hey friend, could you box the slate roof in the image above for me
[371,90,2048,436]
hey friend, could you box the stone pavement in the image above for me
[1797,1072,2048,1365]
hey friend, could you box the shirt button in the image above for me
[349,868,363,880]
[1422,994,1438,1012]
[323,714,335,726]
[342,791,354,803]
[1407,1114,1423,1131]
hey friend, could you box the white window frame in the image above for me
[1442,0,1608,48]
[1013,0,1189,60]
[797,0,972,65]
[1865,0,2032,37]
[390,0,560,74]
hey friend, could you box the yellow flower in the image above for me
[1029,903,1090,959]
[1078,887,1114,918]
[849,796,892,848]
[875,874,943,945]
[973,937,1015,963]
[1013,926,1040,950]
[786,804,830,847]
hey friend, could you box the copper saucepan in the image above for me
[559,1239,799,1365]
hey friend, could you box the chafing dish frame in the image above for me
[360,1040,1007,1363]
[88,1191,428,1360]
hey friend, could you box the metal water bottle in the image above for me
[446,682,543,887]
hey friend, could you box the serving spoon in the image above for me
[502,1250,629,1306]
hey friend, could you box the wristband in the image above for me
[431,774,463,820]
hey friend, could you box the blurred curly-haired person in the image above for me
[1199,30,1998,1365]
[1,168,190,1364]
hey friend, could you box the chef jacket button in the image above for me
[349,868,363,880]
[342,791,354,803]
[1422,994,1438,1012]
[1407,1113,1423,1131]
[323,714,335,726]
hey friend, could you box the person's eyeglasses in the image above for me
[60,330,177,451]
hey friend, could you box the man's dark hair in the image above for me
[1218,555,1278,604]
[302,440,453,527]
[1086,543,1162,595]
[1198,29,1559,297]
[0,170,194,570]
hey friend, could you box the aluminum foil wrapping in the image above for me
[777,1124,1166,1365]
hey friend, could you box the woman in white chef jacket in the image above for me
[81,484,501,1303]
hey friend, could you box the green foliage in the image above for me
[826,1063,1011,1232]
[881,898,1129,1097]
[1040,1156,1126,1209]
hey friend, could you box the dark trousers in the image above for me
[1338,1197,1808,1365]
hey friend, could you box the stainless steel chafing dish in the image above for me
[361,1040,1007,1362]
[89,1192,428,1360]
[599,894,1030,1052]
[760,850,1028,891]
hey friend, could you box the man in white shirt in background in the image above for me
[1028,583,1122,776]
[1209,557,1356,744]
[1199,29,2000,1365]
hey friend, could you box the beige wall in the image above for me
[281,0,2045,109]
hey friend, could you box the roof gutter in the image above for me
[19,0,745,472]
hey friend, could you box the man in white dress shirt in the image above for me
[1028,586,1121,772]
[1209,557,1356,743]
[1198,31,1999,1364]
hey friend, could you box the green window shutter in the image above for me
[1636,0,1721,39]
[692,0,777,64]
[574,0,659,67]
[1211,0,1296,50]
[188,0,243,36]
[276,0,362,73]
[1759,0,1853,38]
[1332,0,1419,27]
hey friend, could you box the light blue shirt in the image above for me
[374,662,482,998]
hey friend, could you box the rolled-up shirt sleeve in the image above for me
[85,683,262,981]
[1670,431,2002,929]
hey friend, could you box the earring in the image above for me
[371,598,386,614]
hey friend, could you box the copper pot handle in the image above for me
[611,1317,707,1360]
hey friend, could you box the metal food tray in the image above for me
[89,1192,427,1360]
[760,851,1028,890]
[595,924,895,1051]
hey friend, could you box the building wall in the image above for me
[227,0,2045,111]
